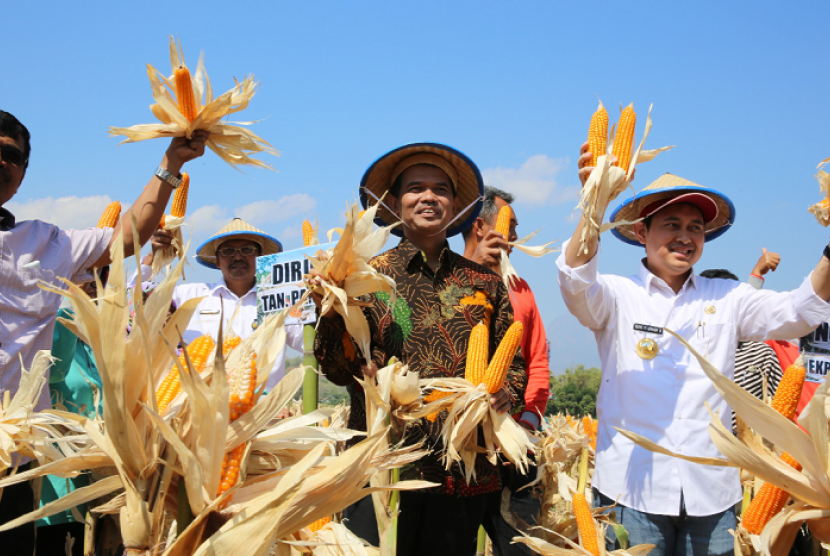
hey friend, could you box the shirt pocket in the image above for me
[16,266,61,318]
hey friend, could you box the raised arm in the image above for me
[565,141,600,267]
[92,132,208,267]
[811,251,830,301]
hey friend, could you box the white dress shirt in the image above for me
[0,210,112,413]
[138,266,304,391]
[557,239,830,516]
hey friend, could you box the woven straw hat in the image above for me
[610,173,736,246]
[196,218,283,269]
[359,142,484,238]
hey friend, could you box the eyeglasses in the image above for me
[216,245,259,258]
[0,144,27,167]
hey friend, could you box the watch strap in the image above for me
[154,167,182,189]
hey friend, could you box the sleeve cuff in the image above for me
[556,238,600,294]
[519,411,541,430]
[747,275,765,290]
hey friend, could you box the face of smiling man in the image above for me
[0,134,27,207]
[632,202,706,292]
[390,164,457,241]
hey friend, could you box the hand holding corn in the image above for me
[470,230,509,271]
[149,228,175,256]
[161,130,209,176]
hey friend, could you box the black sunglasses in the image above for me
[216,245,259,257]
[0,144,27,167]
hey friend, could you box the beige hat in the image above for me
[610,173,736,245]
[196,218,283,269]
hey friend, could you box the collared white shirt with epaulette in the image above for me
[557,239,830,516]
[133,264,305,391]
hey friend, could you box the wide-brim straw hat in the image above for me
[359,142,484,238]
[610,173,736,246]
[196,218,283,269]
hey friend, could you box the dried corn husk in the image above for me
[498,229,559,289]
[575,104,674,255]
[284,521,380,555]
[109,37,278,170]
[512,527,655,556]
[808,157,830,226]
[152,214,185,276]
[306,200,398,365]
[415,377,536,483]
[618,328,830,556]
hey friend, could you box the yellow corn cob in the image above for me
[587,101,608,167]
[302,220,314,247]
[228,347,258,421]
[583,415,598,451]
[465,322,489,386]
[483,322,523,394]
[358,210,367,220]
[174,66,199,122]
[573,492,600,556]
[217,346,259,501]
[155,334,214,413]
[424,390,454,422]
[612,103,636,173]
[97,201,121,228]
[495,205,512,238]
[742,452,802,534]
[159,214,166,229]
[171,172,189,217]
[771,358,806,420]
[309,515,332,533]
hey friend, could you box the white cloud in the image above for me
[481,154,579,206]
[233,194,317,227]
[6,195,113,230]
[187,205,232,238]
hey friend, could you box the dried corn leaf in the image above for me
[810,158,830,226]
[152,215,185,276]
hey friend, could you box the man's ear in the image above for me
[632,222,648,245]
[473,217,487,239]
[388,194,400,217]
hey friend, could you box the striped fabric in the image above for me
[732,341,784,431]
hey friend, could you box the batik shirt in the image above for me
[315,238,527,495]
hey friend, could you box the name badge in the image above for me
[633,323,663,335]
[200,309,220,315]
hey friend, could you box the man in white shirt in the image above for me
[0,110,207,553]
[146,218,303,390]
[557,143,830,556]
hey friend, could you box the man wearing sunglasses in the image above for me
[0,110,207,553]
[141,218,304,391]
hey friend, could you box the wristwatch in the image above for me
[154,167,183,189]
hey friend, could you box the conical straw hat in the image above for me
[610,173,736,246]
[196,218,283,269]
[359,142,484,238]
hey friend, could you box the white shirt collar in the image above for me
[638,258,697,294]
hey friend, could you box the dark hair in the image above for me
[699,269,738,281]
[389,163,457,198]
[462,185,514,240]
[0,111,30,168]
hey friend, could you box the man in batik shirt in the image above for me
[314,143,527,556]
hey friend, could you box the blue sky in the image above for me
[5,2,830,371]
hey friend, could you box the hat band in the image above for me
[361,186,483,238]
[391,153,459,191]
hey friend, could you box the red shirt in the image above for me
[509,277,551,427]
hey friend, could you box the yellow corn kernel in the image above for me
[423,390,454,422]
[302,220,314,247]
[171,172,189,217]
[309,515,331,533]
[742,452,801,534]
[612,103,636,173]
[583,415,598,451]
[465,322,489,386]
[227,347,257,421]
[97,201,121,228]
[174,66,198,122]
[573,492,599,556]
[223,335,242,356]
[159,214,166,229]
[771,359,806,420]
[587,101,608,168]
[156,334,214,412]
[495,205,512,238]
[483,322,523,394]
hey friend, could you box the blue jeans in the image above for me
[592,488,735,556]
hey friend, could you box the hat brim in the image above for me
[196,231,283,269]
[610,186,736,246]
[359,143,484,238]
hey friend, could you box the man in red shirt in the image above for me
[462,185,550,555]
